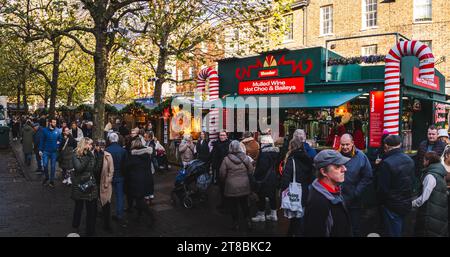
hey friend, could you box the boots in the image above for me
[251,211,266,222]
[266,210,278,221]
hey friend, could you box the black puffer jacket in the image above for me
[377,148,415,216]
[126,147,154,199]
[211,139,230,170]
[416,140,446,173]
[71,151,98,201]
[281,149,315,207]
[254,145,280,195]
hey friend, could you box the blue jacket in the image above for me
[106,142,128,179]
[39,127,61,153]
[341,148,373,208]
[33,127,43,150]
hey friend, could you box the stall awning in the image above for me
[220,92,363,109]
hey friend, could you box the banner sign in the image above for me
[238,77,305,95]
[369,91,385,148]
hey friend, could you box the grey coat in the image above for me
[22,124,34,154]
[219,152,254,197]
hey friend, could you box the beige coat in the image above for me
[100,151,114,206]
[241,137,260,161]
[179,141,195,163]
[219,152,254,197]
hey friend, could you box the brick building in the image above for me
[225,0,450,92]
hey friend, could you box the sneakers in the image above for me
[67,177,72,185]
[62,178,68,185]
[251,211,266,222]
[266,210,278,221]
[48,181,55,188]
[34,170,43,175]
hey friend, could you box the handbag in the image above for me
[281,158,303,218]
[78,176,95,192]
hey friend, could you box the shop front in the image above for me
[217,45,447,154]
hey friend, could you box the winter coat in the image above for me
[281,149,315,207]
[241,137,260,161]
[33,127,43,151]
[416,140,446,172]
[82,127,93,139]
[58,135,77,170]
[219,152,254,197]
[303,142,317,159]
[341,148,373,208]
[415,163,448,237]
[179,141,195,163]
[304,179,352,237]
[21,124,34,154]
[100,151,114,206]
[71,151,98,201]
[254,145,280,195]
[126,147,154,198]
[106,142,127,179]
[70,127,84,142]
[211,139,231,171]
[39,127,61,153]
[377,148,415,216]
[195,139,210,162]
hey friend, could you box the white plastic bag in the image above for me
[281,159,303,218]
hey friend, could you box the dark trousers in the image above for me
[228,196,249,223]
[34,147,42,170]
[349,208,362,237]
[257,190,276,211]
[287,218,304,237]
[102,202,111,229]
[448,191,450,236]
[72,199,97,236]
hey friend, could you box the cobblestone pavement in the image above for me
[0,141,289,237]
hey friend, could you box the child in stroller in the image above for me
[171,159,211,208]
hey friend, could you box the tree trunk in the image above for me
[16,83,21,110]
[66,86,75,106]
[154,35,169,105]
[49,39,61,119]
[44,85,49,108]
[93,31,109,140]
[22,75,28,112]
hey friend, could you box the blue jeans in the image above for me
[383,207,404,237]
[113,177,125,219]
[42,151,58,182]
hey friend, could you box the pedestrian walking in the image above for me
[21,120,34,166]
[303,150,352,237]
[105,132,128,227]
[339,133,373,237]
[211,130,231,210]
[240,131,259,161]
[219,140,254,231]
[281,137,315,236]
[32,122,44,174]
[412,151,448,237]
[196,131,211,163]
[71,137,98,237]
[82,121,93,139]
[251,133,280,223]
[377,135,415,237]
[39,118,62,188]
[416,125,446,175]
[126,138,154,226]
[293,129,317,159]
[179,134,195,167]
[70,121,84,142]
[59,127,77,185]
[11,117,20,141]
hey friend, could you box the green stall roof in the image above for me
[219,92,363,109]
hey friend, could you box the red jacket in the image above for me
[353,129,365,150]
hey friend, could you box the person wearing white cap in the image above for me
[438,129,450,145]
[251,133,280,223]
[83,121,93,139]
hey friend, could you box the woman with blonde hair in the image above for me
[71,137,98,236]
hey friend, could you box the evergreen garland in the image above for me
[328,55,386,66]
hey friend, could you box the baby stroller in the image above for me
[171,159,211,209]
[155,148,170,172]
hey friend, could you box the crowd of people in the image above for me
[9,112,450,237]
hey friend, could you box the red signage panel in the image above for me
[238,77,305,95]
[413,67,439,91]
[369,91,385,148]
[258,69,278,78]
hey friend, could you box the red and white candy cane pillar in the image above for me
[196,67,220,140]
[384,40,434,134]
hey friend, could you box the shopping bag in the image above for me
[281,159,303,217]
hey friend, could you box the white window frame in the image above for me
[414,0,432,23]
[362,0,378,29]
[283,14,294,43]
[320,5,333,36]
[361,45,378,56]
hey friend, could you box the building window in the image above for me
[283,14,293,42]
[361,45,378,56]
[320,5,333,35]
[362,0,377,29]
[422,40,432,50]
[414,0,432,22]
